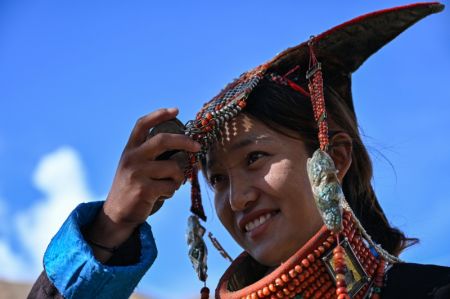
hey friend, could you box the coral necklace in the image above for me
[216,211,388,299]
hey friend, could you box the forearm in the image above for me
[29,225,142,299]
[29,201,157,299]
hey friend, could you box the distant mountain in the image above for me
[0,280,152,299]
[0,280,30,299]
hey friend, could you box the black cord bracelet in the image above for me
[86,239,119,254]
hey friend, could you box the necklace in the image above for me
[216,211,390,299]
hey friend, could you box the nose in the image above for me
[228,173,258,212]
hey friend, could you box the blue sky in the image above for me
[0,1,449,298]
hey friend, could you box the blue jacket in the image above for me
[41,201,157,299]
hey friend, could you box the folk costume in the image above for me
[28,2,450,299]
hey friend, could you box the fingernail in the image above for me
[167,107,178,114]
[193,141,202,151]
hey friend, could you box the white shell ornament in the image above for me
[307,149,344,232]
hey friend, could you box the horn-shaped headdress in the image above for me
[180,3,444,298]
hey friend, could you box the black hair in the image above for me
[242,78,417,256]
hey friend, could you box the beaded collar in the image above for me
[216,211,385,299]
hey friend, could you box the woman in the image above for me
[29,2,449,299]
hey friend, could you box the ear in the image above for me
[328,132,353,182]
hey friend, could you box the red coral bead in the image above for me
[275,278,284,287]
[301,259,310,268]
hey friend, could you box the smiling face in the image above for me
[205,114,323,266]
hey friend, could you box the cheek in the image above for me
[262,158,317,220]
[214,193,232,229]
[263,159,310,192]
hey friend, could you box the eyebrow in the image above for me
[206,134,273,172]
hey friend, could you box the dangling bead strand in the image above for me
[190,166,207,221]
[306,36,329,151]
[333,237,350,299]
[371,259,386,299]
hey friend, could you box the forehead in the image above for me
[219,114,255,142]
[208,114,268,151]
[204,115,280,170]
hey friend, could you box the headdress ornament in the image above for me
[181,3,444,298]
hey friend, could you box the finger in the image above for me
[148,179,180,199]
[138,133,201,160]
[126,108,179,148]
[140,160,186,186]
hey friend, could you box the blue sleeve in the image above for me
[43,201,157,299]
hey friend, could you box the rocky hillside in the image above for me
[0,280,151,299]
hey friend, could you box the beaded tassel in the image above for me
[190,166,207,221]
[307,37,329,151]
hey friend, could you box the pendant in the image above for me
[322,238,371,298]
[307,149,344,232]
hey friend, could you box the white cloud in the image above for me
[0,239,28,281]
[12,146,99,279]
[0,196,24,281]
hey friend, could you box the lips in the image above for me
[239,209,279,233]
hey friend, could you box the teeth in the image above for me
[245,213,272,232]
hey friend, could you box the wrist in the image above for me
[85,207,137,249]
[84,206,138,262]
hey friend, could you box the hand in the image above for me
[85,108,201,261]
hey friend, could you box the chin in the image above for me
[249,243,292,267]
[248,235,310,267]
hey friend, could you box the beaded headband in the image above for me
[182,3,444,298]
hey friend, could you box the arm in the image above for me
[28,207,145,299]
[28,201,157,299]
[28,108,201,299]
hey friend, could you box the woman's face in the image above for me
[205,114,323,266]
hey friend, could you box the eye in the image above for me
[246,151,267,166]
[208,174,228,189]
